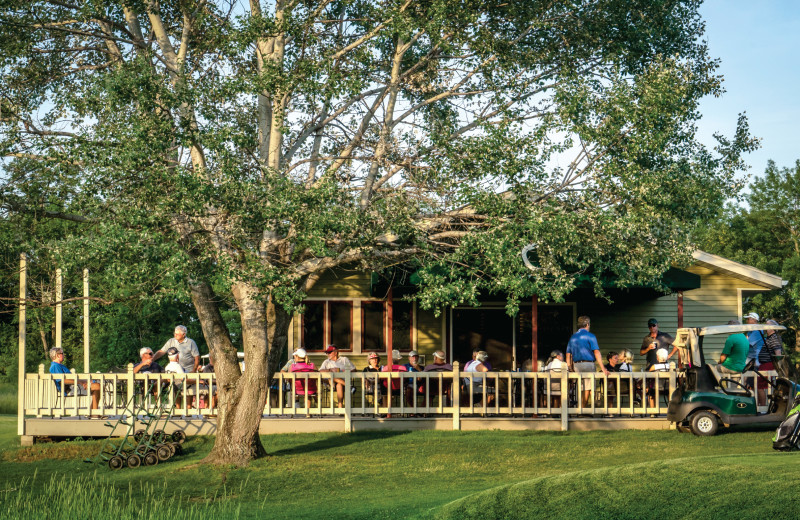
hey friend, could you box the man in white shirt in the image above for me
[153,325,200,373]
[319,345,355,408]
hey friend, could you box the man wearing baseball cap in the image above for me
[744,312,766,367]
[319,345,355,407]
[640,318,678,369]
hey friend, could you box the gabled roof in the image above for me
[691,250,786,290]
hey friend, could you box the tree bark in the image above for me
[191,279,290,466]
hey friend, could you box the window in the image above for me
[362,301,386,351]
[392,300,413,351]
[361,300,413,352]
[301,301,353,351]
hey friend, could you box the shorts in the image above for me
[65,385,87,396]
[757,362,774,390]
[573,361,597,387]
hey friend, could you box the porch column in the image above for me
[84,269,90,372]
[17,253,27,436]
[531,295,538,371]
[386,287,393,359]
[677,290,684,328]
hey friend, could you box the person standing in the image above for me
[566,316,608,407]
[640,318,678,369]
[756,319,784,405]
[744,312,766,367]
[153,325,200,373]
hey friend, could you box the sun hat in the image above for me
[294,348,307,358]
[368,352,379,359]
[744,312,760,321]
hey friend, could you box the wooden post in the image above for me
[452,361,461,430]
[561,371,569,431]
[344,370,352,432]
[677,290,684,328]
[531,295,539,372]
[17,253,27,436]
[386,287,393,359]
[55,269,62,351]
[83,269,90,372]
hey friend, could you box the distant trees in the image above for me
[700,160,800,373]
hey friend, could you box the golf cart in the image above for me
[667,323,798,436]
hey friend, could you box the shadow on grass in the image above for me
[267,430,410,457]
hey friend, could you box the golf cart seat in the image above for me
[706,364,751,396]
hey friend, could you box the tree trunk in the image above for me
[191,279,290,466]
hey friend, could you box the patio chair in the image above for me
[291,366,318,408]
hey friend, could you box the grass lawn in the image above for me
[0,414,798,519]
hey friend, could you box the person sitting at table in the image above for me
[133,347,165,374]
[381,351,408,406]
[403,350,425,406]
[647,348,671,407]
[289,351,317,403]
[362,352,383,400]
[48,347,100,410]
[423,350,453,405]
[464,350,494,406]
[542,350,566,408]
[319,344,356,408]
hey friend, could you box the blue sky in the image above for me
[697,0,800,179]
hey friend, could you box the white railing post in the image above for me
[344,371,352,432]
[561,371,569,431]
[17,253,27,435]
[452,362,461,431]
[83,269,90,372]
[126,363,134,414]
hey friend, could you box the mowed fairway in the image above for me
[1,415,799,520]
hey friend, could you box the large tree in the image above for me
[1,0,754,465]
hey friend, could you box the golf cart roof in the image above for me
[200,352,244,360]
[697,324,786,336]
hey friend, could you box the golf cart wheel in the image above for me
[676,422,691,434]
[690,411,719,436]
[108,456,124,470]
[144,451,159,466]
[126,453,142,469]
[167,442,177,456]
[171,430,186,444]
[152,429,167,443]
[156,444,171,461]
[135,444,149,456]
[133,429,146,442]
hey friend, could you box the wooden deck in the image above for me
[19,366,775,444]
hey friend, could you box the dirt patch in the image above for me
[4,441,100,463]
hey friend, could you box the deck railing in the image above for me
[23,363,779,431]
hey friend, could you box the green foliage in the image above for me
[699,160,800,373]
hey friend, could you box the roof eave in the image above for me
[692,250,785,290]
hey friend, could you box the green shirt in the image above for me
[721,333,749,372]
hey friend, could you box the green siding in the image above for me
[416,308,443,357]
[583,266,773,368]
[306,269,371,298]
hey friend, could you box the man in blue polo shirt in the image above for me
[566,315,608,407]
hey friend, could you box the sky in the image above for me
[697,0,800,181]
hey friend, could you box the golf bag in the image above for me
[773,390,800,451]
